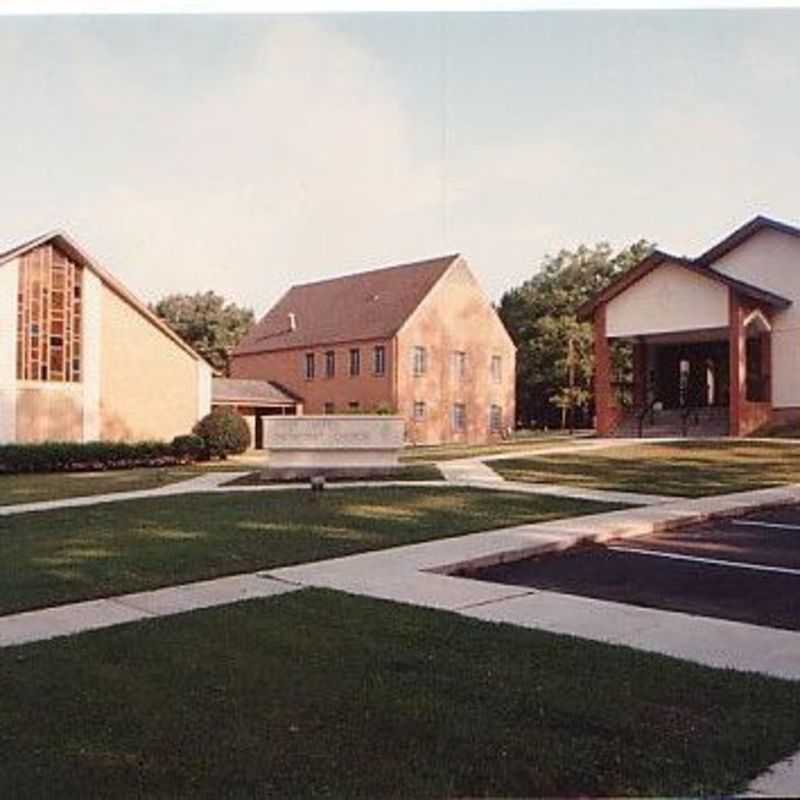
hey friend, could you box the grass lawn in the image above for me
[0,488,618,614]
[400,432,586,463]
[2,589,799,798]
[491,440,800,497]
[0,463,244,507]
[222,463,444,485]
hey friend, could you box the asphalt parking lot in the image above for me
[475,504,800,631]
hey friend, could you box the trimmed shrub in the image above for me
[0,440,180,475]
[193,408,251,458]
[171,434,208,462]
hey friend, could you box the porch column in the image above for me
[729,290,746,437]
[593,304,618,435]
[632,338,648,408]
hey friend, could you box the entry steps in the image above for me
[614,406,730,438]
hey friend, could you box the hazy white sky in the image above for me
[2,11,799,314]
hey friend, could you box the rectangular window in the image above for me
[413,401,426,420]
[349,401,360,412]
[413,346,427,376]
[324,402,335,415]
[17,244,82,382]
[374,345,386,376]
[325,350,335,378]
[452,403,466,432]
[490,404,503,433]
[491,355,502,383]
[452,351,467,380]
[305,352,315,380]
[349,348,360,377]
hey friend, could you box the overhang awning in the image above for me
[212,378,301,408]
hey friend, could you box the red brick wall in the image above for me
[230,337,396,416]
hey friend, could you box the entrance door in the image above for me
[255,414,264,450]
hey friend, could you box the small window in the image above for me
[452,403,466,432]
[490,404,503,433]
[413,401,426,420]
[349,401,360,412]
[305,352,315,380]
[452,351,467,380]
[325,350,336,378]
[491,355,502,383]
[324,402,335,415]
[374,345,386,376]
[350,348,360,377]
[413,346,427,376]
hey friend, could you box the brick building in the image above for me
[0,230,213,443]
[231,254,516,445]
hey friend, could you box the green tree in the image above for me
[152,292,255,375]
[499,240,654,428]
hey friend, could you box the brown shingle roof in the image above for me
[233,254,459,355]
[212,378,301,406]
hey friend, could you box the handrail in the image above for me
[637,397,660,438]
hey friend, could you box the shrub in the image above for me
[171,434,208,461]
[0,440,180,475]
[193,408,251,458]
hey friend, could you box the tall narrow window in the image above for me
[374,345,386,376]
[452,403,466,432]
[305,352,315,380]
[413,401,426,420]
[325,350,336,378]
[490,405,503,433]
[17,245,82,382]
[349,348,360,377]
[452,351,467,380]
[491,355,502,383]
[413,346,427,376]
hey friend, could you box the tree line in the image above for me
[153,239,654,427]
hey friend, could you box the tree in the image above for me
[498,240,654,429]
[152,292,255,375]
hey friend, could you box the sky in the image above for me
[2,10,800,315]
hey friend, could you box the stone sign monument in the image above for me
[261,415,405,478]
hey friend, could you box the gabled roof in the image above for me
[212,377,301,406]
[0,230,211,366]
[696,214,800,267]
[577,219,795,321]
[234,254,459,356]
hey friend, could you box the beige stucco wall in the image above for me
[606,263,729,339]
[396,258,516,444]
[0,258,18,443]
[16,384,83,442]
[99,285,203,441]
[711,228,800,408]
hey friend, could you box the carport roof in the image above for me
[212,378,301,407]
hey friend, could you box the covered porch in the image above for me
[581,252,791,438]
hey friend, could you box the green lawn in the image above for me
[223,463,444,485]
[2,589,798,798]
[0,463,244,507]
[400,433,585,463]
[0,488,617,614]
[491,440,800,497]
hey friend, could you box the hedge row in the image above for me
[0,437,209,475]
[0,409,252,475]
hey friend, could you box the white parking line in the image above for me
[732,519,800,532]
[607,545,800,577]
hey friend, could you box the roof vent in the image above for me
[288,312,297,332]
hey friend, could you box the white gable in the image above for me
[606,263,728,338]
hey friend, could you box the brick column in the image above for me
[594,305,618,435]
[632,339,648,408]
[729,290,746,437]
